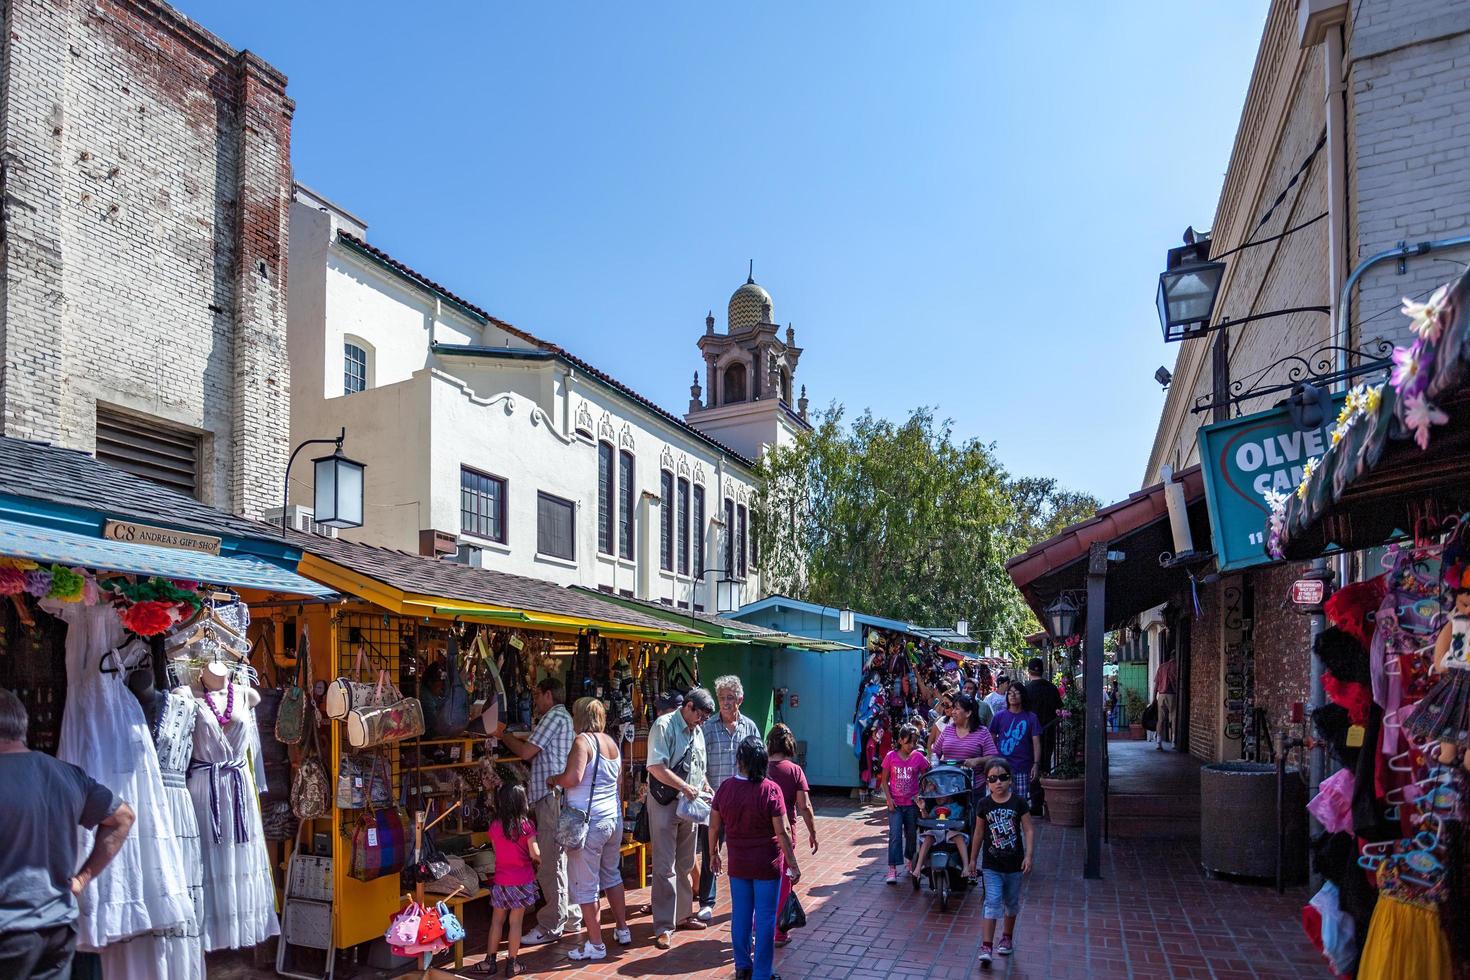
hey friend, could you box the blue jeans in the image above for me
[730,875,781,980]
[982,869,1023,920]
[887,804,919,866]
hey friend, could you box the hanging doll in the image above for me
[1403,568,1470,766]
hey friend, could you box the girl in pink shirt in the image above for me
[879,725,929,883]
[478,783,541,977]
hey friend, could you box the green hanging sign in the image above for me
[1197,394,1346,571]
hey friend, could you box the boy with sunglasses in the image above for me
[964,758,1034,966]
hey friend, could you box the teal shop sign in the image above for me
[1197,393,1346,571]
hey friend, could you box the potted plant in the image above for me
[1123,687,1147,740]
[1040,678,1085,826]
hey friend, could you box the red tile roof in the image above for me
[336,231,755,468]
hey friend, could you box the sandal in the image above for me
[469,955,497,976]
[504,958,527,977]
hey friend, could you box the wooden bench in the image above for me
[440,887,491,970]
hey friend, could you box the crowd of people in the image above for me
[483,674,814,980]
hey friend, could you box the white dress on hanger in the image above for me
[189,681,281,951]
[44,601,191,954]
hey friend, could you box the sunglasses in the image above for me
[986,773,1011,783]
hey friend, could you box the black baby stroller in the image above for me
[913,763,974,912]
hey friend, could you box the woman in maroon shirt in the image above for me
[766,723,817,947]
[710,737,801,980]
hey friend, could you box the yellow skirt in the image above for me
[1358,894,1452,980]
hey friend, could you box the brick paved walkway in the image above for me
[424,797,1325,980]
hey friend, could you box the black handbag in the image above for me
[648,741,692,806]
[777,891,806,932]
[632,801,651,844]
[1142,700,1159,733]
[432,633,470,737]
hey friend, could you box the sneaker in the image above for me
[696,905,714,924]
[519,926,559,946]
[977,943,993,964]
[568,941,607,961]
[997,935,1013,956]
[655,930,673,949]
[613,926,632,946]
[885,866,898,884]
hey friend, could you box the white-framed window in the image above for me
[344,341,369,394]
[461,466,507,544]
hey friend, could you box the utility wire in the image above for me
[1212,211,1328,262]
[1209,128,1328,261]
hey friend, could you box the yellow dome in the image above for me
[728,277,773,331]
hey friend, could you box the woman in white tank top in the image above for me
[547,697,630,961]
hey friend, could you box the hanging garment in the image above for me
[1357,894,1451,980]
[1307,881,1357,976]
[188,683,281,951]
[45,601,191,953]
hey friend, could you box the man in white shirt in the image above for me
[493,678,581,944]
[984,675,1011,719]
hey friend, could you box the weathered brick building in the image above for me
[1145,0,1470,762]
[0,0,293,517]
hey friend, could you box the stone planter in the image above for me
[1040,775,1084,826]
[1129,722,1145,740]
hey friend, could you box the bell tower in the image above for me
[684,265,810,458]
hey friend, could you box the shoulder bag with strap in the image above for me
[290,697,330,821]
[346,671,426,749]
[648,728,692,806]
[555,734,603,850]
[326,644,403,721]
[432,631,470,737]
[275,627,309,745]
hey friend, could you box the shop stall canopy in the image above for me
[0,435,328,594]
[294,533,707,643]
[1006,466,1213,630]
[1275,268,1470,558]
[567,587,859,651]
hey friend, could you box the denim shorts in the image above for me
[566,814,625,905]
[982,869,1022,919]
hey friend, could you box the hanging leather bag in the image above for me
[290,701,330,821]
[648,737,692,806]
[275,628,309,745]
[346,672,425,749]
[432,631,470,737]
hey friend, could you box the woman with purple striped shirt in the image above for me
[910,694,996,878]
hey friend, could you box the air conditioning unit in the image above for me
[263,505,338,538]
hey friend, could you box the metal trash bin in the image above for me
[1200,761,1306,881]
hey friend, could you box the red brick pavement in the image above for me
[424,798,1327,980]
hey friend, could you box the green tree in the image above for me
[754,405,1101,653]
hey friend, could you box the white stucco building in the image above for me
[286,185,795,610]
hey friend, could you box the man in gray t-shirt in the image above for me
[0,688,134,979]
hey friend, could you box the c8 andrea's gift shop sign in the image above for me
[1197,395,1345,571]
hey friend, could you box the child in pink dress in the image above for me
[477,783,541,977]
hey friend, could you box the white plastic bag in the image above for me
[677,794,712,825]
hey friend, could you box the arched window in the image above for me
[344,340,370,394]
[723,362,747,404]
[779,367,791,404]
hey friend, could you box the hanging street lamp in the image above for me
[1046,592,1080,639]
[1157,229,1226,342]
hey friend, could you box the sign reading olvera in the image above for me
[103,520,223,556]
[1197,393,1345,572]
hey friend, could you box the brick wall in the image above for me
[1188,585,1220,762]
[1249,561,1314,737]
[1347,1,1470,350]
[0,0,293,517]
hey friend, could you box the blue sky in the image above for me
[179,1,1266,505]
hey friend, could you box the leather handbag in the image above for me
[431,632,470,737]
[555,734,601,850]
[632,800,651,844]
[290,702,330,821]
[346,673,425,749]
[336,752,394,810]
[348,803,408,881]
[275,628,310,745]
[327,645,404,721]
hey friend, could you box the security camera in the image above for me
[1155,367,1173,388]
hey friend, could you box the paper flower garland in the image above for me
[22,569,52,598]
[119,600,177,636]
[0,567,25,595]
[1403,393,1449,450]
[45,565,86,603]
[1402,284,1453,344]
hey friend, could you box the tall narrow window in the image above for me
[597,442,614,554]
[693,485,706,576]
[536,492,575,560]
[677,478,690,575]
[736,504,748,578]
[660,470,674,571]
[461,466,507,543]
[619,450,635,560]
[344,342,368,394]
[724,498,735,575]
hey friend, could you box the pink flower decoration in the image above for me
[0,567,24,595]
[1403,393,1449,451]
[1390,341,1428,397]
